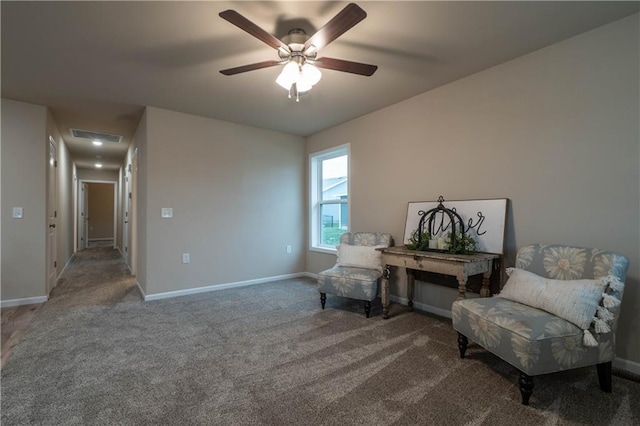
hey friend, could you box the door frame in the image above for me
[122,168,130,266]
[78,181,89,250]
[76,179,118,249]
[47,135,58,295]
[128,150,138,275]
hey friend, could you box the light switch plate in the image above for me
[12,207,23,219]
[161,208,173,218]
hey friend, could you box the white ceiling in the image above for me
[2,1,638,171]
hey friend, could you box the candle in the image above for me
[438,237,449,250]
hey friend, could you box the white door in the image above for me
[47,137,58,294]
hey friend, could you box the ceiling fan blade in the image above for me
[220,60,284,76]
[303,3,367,54]
[219,10,289,53]
[312,57,377,76]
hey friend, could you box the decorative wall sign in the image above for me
[403,198,508,254]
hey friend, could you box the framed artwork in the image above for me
[403,198,508,254]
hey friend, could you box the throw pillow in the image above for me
[497,268,621,347]
[336,244,385,272]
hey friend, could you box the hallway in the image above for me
[1,248,140,368]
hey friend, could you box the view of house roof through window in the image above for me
[310,146,349,251]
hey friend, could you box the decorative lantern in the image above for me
[416,196,466,252]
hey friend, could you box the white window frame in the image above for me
[309,144,350,254]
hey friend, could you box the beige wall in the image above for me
[131,109,148,292]
[87,183,114,240]
[307,15,639,362]
[2,100,76,302]
[77,168,119,181]
[1,99,48,300]
[142,107,305,295]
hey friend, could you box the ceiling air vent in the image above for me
[70,128,122,143]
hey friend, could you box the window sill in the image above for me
[309,246,337,255]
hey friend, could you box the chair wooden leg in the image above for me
[320,293,326,309]
[596,361,612,392]
[518,372,534,405]
[364,301,371,318]
[457,333,468,359]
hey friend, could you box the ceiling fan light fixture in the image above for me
[300,63,322,86]
[296,80,313,93]
[276,61,322,96]
[276,61,300,90]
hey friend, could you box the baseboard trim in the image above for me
[55,254,74,282]
[389,295,452,319]
[613,357,640,377]
[0,295,48,308]
[142,272,309,302]
[304,272,318,279]
[135,280,145,300]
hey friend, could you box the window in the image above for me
[310,145,349,252]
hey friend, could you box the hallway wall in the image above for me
[77,168,119,181]
[1,99,74,303]
[1,99,47,301]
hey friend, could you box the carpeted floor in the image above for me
[1,248,639,425]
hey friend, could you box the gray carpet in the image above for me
[2,248,639,425]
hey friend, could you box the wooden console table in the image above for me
[377,246,501,319]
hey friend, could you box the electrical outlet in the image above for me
[286,245,292,254]
[182,252,190,264]
[161,208,173,218]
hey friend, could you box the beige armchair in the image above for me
[317,232,392,317]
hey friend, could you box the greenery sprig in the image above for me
[405,228,477,255]
[447,232,477,255]
[405,229,431,251]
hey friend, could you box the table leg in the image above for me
[456,272,468,300]
[407,269,415,312]
[480,260,493,297]
[382,265,391,319]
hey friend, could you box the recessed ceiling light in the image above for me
[95,163,103,168]
[92,140,103,146]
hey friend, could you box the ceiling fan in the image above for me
[219,3,378,101]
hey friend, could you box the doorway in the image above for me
[77,180,117,250]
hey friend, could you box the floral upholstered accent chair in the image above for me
[452,244,629,405]
[317,232,392,317]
